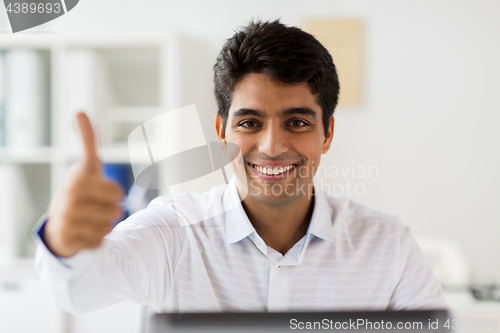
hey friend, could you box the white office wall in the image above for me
[4,0,499,283]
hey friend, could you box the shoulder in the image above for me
[109,183,230,253]
[322,191,402,228]
[320,191,404,245]
[138,183,228,227]
[149,183,227,209]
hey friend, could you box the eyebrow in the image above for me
[231,107,319,120]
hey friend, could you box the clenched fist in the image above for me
[44,112,123,258]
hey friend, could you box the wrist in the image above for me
[42,219,77,258]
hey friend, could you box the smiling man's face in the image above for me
[216,73,334,206]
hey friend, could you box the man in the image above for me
[34,19,447,314]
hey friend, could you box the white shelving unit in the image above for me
[0,34,184,265]
[0,33,213,333]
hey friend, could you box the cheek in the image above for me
[294,136,324,158]
[238,142,252,157]
[227,134,252,156]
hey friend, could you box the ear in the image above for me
[321,116,334,154]
[215,114,226,142]
[215,114,228,154]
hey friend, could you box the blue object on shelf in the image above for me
[102,163,134,225]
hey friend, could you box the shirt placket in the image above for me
[268,255,290,312]
[266,233,310,312]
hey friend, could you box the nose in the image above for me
[258,123,289,157]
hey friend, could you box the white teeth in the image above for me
[253,164,295,175]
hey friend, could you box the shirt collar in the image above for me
[223,177,256,245]
[307,182,335,243]
[223,177,335,246]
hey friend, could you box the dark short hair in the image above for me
[213,19,340,136]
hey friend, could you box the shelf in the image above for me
[0,34,170,48]
[108,107,163,124]
[0,147,55,164]
[0,257,35,274]
[99,145,133,164]
[0,36,61,48]
[64,144,133,164]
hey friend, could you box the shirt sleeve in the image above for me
[32,203,185,315]
[387,224,448,310]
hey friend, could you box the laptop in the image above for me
[147,310,452,333]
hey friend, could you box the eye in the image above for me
[289,119,309,127]
[239,120,259,128]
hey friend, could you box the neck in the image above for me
[239,184,315,255]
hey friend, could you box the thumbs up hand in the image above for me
[44,112,123,258]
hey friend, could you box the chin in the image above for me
[249,188,297,206]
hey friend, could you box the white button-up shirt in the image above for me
[34,177,447,314]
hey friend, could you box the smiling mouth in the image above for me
[249,163,299,176]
